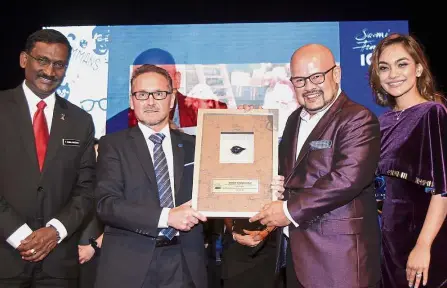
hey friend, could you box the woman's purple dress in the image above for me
[377,102,447,287]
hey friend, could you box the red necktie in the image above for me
[33,100,49,171]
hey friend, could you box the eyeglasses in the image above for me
[131,91,172,101]
[26,53,68,70]
[290,65,336,88]
[80,98,107,112]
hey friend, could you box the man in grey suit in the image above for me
[0,29,96,287]
[95,64,208,288]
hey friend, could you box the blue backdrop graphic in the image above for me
[339,21,409,116]
[47,21,409,137]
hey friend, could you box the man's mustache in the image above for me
[143,106,159,113]
[37,73,58,82]
[303,89,323,97]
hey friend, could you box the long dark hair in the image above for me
[368,33,445,108]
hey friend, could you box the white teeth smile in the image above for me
[39,78,53,83]
[305,94,321,99]
[388,81,404,87]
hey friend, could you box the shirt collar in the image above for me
[300,86,342,122]
[22,80,56,110]
[138,121,171,143]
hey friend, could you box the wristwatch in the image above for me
[89,237,101,256]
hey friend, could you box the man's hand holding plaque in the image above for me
[228,175,286,248]
[168,200,207,231]
[271,175,285,200]
[250,175,290,228]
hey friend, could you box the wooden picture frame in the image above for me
[192,108,279,217]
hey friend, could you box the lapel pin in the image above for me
[178,143,183,148]
[60,113,65,121]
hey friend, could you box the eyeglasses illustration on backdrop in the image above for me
[80,98,107,112]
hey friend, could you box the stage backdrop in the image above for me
[45,20,408,139]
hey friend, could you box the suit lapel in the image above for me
[129,127,157,185]
[282,109,301,176]
[170,130,184,200]
[293,93,347,170]
[41,96,68,176]
[7,86,40,173]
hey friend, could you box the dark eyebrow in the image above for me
[33,54,51,59]
[379,57,410,66]
[34,54,65,63]
[395,57,410,62]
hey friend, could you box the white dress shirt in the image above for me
[282,88,341,237]
[6,81,67,249]
[137,122,178,235]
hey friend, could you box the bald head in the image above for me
[289,44,341,115]
[291,44,336,72]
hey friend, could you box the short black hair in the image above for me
[24,29,72,60]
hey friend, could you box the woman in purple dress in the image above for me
[369,33,447,288]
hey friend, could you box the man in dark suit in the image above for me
[0,29,96,287]
[95,64,208,288]
[250,44,382,287]
[78,211,103,287]
[78,139,104,288]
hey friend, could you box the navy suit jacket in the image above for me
[95,126,207,288]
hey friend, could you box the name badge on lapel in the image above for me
[62,139,81,147]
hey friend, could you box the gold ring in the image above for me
[30,248,36,255]
[416,272,422,278]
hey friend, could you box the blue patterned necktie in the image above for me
[149,133,177,240]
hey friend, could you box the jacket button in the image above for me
[37,187,44,192]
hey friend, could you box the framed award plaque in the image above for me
[192,108,279,217]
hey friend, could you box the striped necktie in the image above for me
[149,133,177,240]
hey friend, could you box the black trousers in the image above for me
[78,255,99,288]
[0,262,77,288]
[285,239,303,288]
[142,244,195,288]
[222,265,277,288]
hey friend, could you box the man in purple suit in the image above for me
[250,44,382,287]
